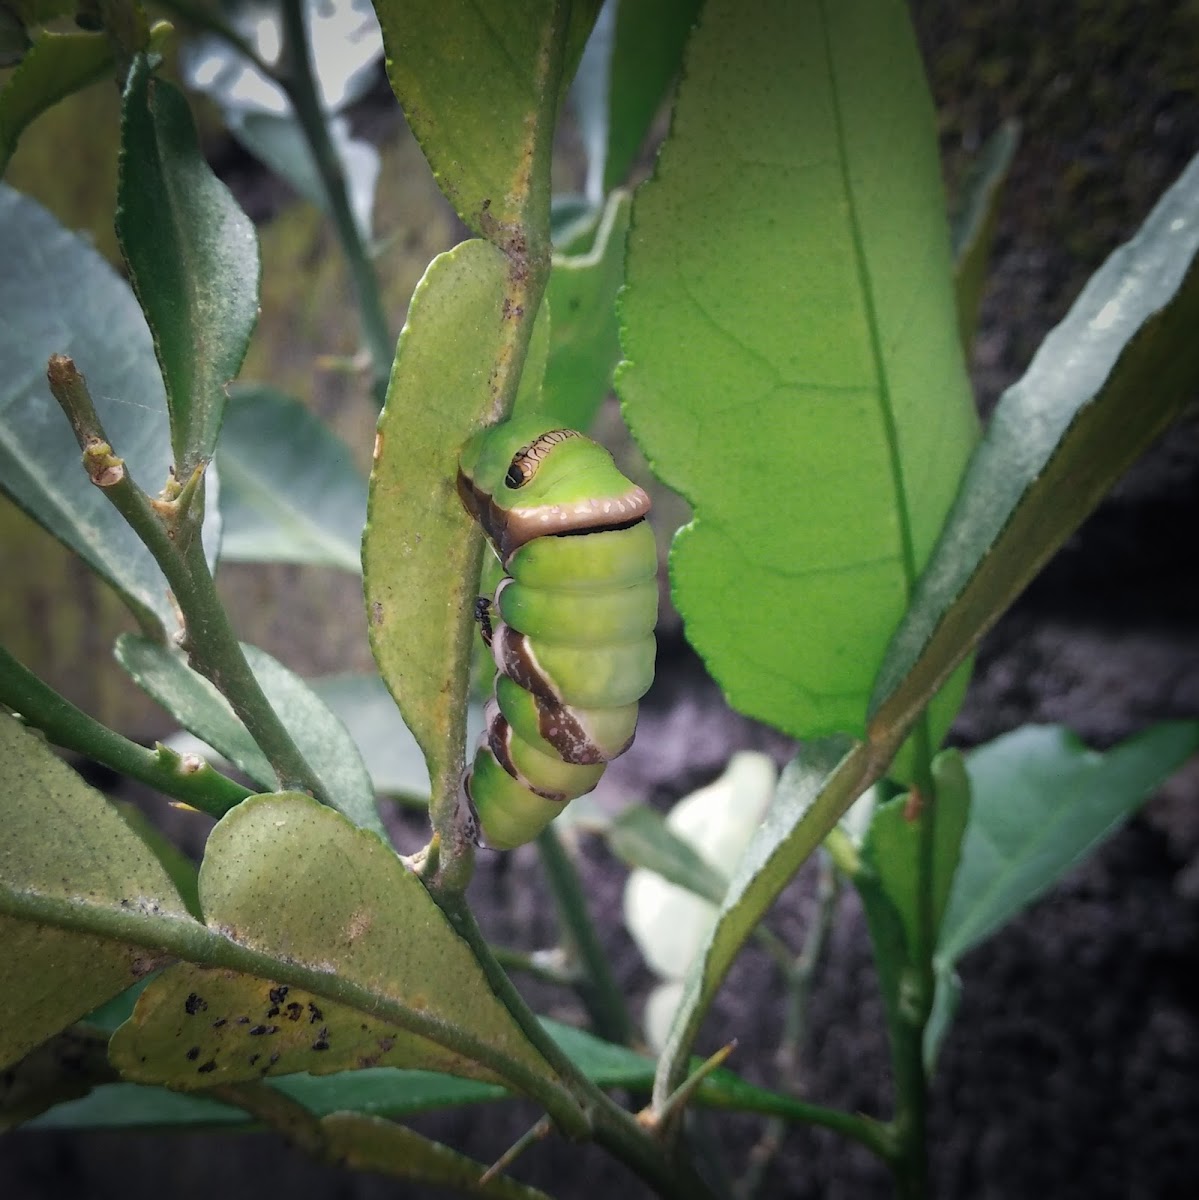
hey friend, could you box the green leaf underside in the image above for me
[0,714,192,1071]
[939,722,1199,967]
[117,59,259,475]
[238,645,386,839]
[311,674,487,799]
[215,386,367,572]
[373,0,600,235]
[189,795,556,1086]
[0,185,176,636]
[0,30,113,173]
[115,634,277,789]
[618,0,977,745]
[363,240,511,809]
[603,0,702,193]
[870,152,1199,734]
[114,636,385,838]
[654,736,877,1102]
[542,190,632,430]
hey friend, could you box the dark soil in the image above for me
[4,2,1199,1197]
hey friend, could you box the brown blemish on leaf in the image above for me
[346,907,371,942]
[184,993,208,1015]
[370,600,384,626]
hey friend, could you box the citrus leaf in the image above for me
[363,240,510,819]
[619,0,977,746]
[940,722,1199,967]
[0,30,112,173]
[870,152,1199,737]
[117,56,260,476]
[115,633,277,789]
[216,386,367,572]
[372,0,601,235]
[310,673,487,800]
[109,962,507,1089]
[0,713,194,1071]
[0,185,177,637]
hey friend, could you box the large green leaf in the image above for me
[653,736,879,1102]
[0,185,176,636]
[619,0,977,745]
[0,30,112,174]
[363,240,511,825]
[117,57,260,476]
[870,152,1199,738]
[0,714,195,1071]
[216,386,367,572]
[372,0,600,235]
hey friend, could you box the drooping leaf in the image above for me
[117,56,260,476]
[653,736,878,1102]
[239,644,385,838]
[363,240,511,819]
[0,30,113,174]
[215,387,367,572]
[542,189,631,429]
[870,152,1199,739]
[372,0,600,235]
[115,633,277,789]
[0,185,177,636]
[115,634,387,839]
[939,723,1199,966]
[619,0,977,749]
[0,713,195,1071]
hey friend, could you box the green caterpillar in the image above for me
[457,419,658,849]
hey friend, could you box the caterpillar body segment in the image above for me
[457,419,657,849]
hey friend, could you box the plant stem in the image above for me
[434,890,722,1200]
[491,944,579,988]
[0,645,252,817]
[537,825,637,1045]
[886,717,939,1199]
[46,356,327,801]
[277,0,393,406]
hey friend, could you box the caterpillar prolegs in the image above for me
[457,420,658,849]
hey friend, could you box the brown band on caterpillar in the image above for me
[456,466,652,565]
[491,624,559,704]
[484,705,569,803]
